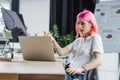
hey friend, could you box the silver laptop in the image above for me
[19,36,55,61]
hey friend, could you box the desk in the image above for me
[0,61,65,80]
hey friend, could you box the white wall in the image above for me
[98,53,119,80]
[19,0,50,36]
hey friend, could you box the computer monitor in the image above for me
[0,39,8,55]
[1,8,27,42]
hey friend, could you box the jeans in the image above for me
[66,73,84,80]
[65,63,85,80]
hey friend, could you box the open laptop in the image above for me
[19,36,55,61]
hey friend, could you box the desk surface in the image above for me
[0,61,65,75]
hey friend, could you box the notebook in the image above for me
[19,36,55,61]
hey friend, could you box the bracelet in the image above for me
[52,41,58,50]
[52,40,56,46]
[52,41,55,42]
[82,66,87,72]
[52,40,55,43]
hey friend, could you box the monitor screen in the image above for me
[0,40,7,55]
[1,8,27,42]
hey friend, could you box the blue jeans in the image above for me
[66,73,84,80]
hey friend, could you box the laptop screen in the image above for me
[19,36,55,61]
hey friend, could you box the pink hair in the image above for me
[75,10,98,36]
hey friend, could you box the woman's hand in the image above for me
[66,67,82,75]
[43,31,55,42]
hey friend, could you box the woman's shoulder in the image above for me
[75,37,83,41]
[72,37,83,43]
[91,34,102,39]
[91,34,102,41]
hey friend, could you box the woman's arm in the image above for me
[66,52,102,75]
[52,40,70,56]
[43,31,70,56]
[82,52,102,71]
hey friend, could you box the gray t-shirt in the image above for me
[67,34,104,68]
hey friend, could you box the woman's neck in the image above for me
[83,33,90,40]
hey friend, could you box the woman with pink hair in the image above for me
[44,10,104,80]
